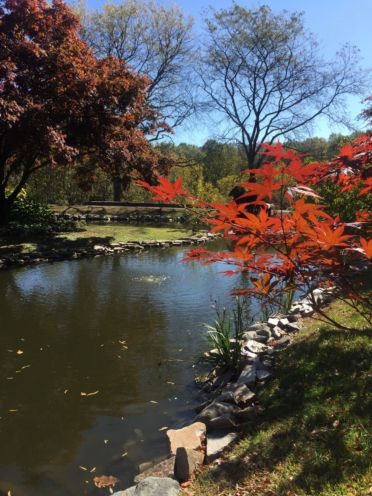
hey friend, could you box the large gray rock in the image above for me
[206,432,238,462]
[244,340,268,354]
[236,364,257,385]
[114,477,180,496]
[242,331,268,343]
[197,402,240,423]
[208,414,237,430]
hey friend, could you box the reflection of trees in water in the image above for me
[0,256,171,470]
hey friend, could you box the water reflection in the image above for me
[0,245,251,495]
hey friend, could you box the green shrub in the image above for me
[8,196,77,234]
[317,180,372,222]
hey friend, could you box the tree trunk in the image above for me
[0,197,12,226]
[112,176,122,202]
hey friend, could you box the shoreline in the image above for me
[0,231,216,271]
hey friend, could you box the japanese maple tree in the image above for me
[139,135,372,328]
[0,0,169,223]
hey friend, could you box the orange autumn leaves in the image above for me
[139,136,371,303]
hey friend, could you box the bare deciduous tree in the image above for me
[78,0,196,199]
[200,4,368,170]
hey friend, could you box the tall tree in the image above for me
[199,4,367,171]
[0,0,169,223]
[80,0,195,200]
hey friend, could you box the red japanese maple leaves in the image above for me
[139,136,371,307]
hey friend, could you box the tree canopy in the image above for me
[0,0,169,222]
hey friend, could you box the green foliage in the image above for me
[318,180,372,222]
[8,196,76,235]
[204,298,248,373]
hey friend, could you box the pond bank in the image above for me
[112,287,371,495]
[0,226,215,270]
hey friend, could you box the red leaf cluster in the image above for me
[139,135,372,307]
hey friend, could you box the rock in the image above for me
[206,432,238,462]
[232,384,255,405]
[278,318,290,328]
[135,457,175,483]
[208,414,237,430]
[210,370,235,390]
[236,364,256,385]
[242,331,268,343]
[256,327,272,339]
[214,389,235,404]
[256,367,271,380]
[287,314,299,323]
[197,402,240,424]
[234,406,257,423]
[271,326,282,339]
[244,340,267,354]
[167,422,206,455]
[300,305,314,316]
[240,349,258,362]
[267,317,280,327]
[286,322,300,332]
[174,447,204,482]
[115,477,180,496]
[246,322,270,333]
[276,336,291,348]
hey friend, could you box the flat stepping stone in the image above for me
[206,432,238,462]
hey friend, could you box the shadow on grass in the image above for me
[0,230,115,256]
[201,327,372,495]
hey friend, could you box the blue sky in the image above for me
[79,0,372,144]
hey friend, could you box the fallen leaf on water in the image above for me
[86,390,99,397]
[166,380,175,385]
[93,475,119,488]
[21,364,31,369]
[9,409,18,413]
[79,466,88,471]
[149,400,158,404]
[6,377,14,380]
[16,350,23,355]
[158,426,168,431]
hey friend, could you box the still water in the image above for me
[0,244,254,495]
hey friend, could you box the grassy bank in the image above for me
[0,224,193,257]
[189,299,371,496]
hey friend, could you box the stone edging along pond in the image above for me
[0,232,217,271]
[111,286,338,495]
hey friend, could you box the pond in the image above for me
[0,243,259,495]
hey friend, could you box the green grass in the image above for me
[190,299,372,496]
[0,224,193,257]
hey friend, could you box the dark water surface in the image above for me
[0,244,256,495]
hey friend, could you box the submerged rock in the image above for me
[134,457,175,483]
